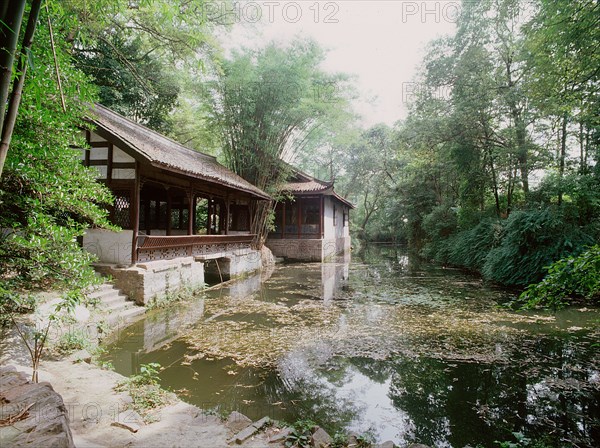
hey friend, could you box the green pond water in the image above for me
[103,246,600,447]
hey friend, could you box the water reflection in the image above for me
[104,246,600,447]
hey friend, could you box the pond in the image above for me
[103,246,600,447]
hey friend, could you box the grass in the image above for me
[146,285,205,310]
[115,363,171,422]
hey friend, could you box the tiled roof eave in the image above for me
[149,161,270,199]
[87,104,271,200]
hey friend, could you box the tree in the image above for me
[0,0,43,178]
[73,34,180,134]
[207,38,354,244]
[381,0,599,291]
[0,0,26,136]
[0,5,113,294]
[341,124,398,242]
[524,0,600,201]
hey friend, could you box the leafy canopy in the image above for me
[0,6,113,294]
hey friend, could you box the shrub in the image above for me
[0,288,35,327]
[54,329,89,355]
[517,245,600,310]
[446,218,503,271]
[116,363,168,421]
[285,420,316,448]
[482,208,595,285]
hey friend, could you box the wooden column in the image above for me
[187,191,195,236]
[131,163,141,265]
[207,198,212,235]
[320,196,324,238]
[166,189,172,236]
[84,130,90,167]
[297,199,302,239]
[225,196,230,235]
[107,143,113,182]
[282,202,286,238]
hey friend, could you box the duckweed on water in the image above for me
[104,249,600,447]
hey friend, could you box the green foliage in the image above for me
[0,8,113,292]
[482,208,595,286]
[422,204,458,240]
[128,362,162,387]
[329,432,349,448]
[209,38,353,194]
[73,34,179,134]
[424,217,502,273]
[0,288,35,327]
[355,431,376,448]
[53,329,90,355]
[285,419,316,448]
[495,431,553,448]
[116,363,168,421]
[341,124,399,242]
[518,245,600,310]
[372,0,599,303]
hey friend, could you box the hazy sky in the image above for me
[219,1,457,127]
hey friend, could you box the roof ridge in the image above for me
[92,103,218,162]
[284,162,332,186]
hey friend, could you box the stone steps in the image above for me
[86,278,145,326]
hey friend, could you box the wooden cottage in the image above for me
[266,169,353,261]
[80,104,270,303]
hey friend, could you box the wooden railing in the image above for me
[137,234,255,262]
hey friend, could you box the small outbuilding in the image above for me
[266,169,353,261]
[80,104,271,303]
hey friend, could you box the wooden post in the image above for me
[207,198,212,235]
[107,142,113,182]
[225,196,230,235]
[192,196,196,233]
[320,196,324,238]
[282,202,286,238]
[131,163,141,265]
[84,131,91,167]
[166,188,172,236]
[297,199,302,239]
[188,191,194,236]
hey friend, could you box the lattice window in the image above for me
[140,202,146,229]
[149,201,157,228]
[158,201,167,229]
[113,191,132,229]
[231,205,249,231]
[181,208,189,230]
[171,209,180,229]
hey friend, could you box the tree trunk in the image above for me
[0,0,42,178]
[249,199,273,249]
[504,58,529,196]
[557,112,568,206]
[0,0,26,138]
[488,151,501,218]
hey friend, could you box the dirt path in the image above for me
[1,356,279,448]
[1,306,281,448]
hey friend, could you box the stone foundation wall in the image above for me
[95,248,263,305]
[83,229,132,265]
[267,237,351,262]
[95,257,205,305]
[266,239,324,261]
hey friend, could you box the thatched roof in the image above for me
[89,104,270,200]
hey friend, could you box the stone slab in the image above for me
[225,411,252,433]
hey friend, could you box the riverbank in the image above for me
[0,288,282,448]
